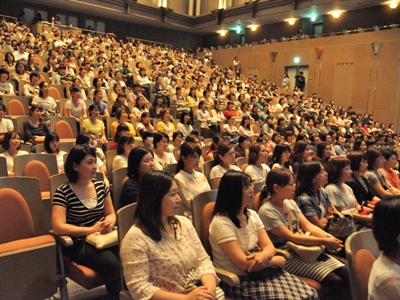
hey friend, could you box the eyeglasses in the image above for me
[245,184,255,190]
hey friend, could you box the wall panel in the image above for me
[210,29,400,129]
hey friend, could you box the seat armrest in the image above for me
[119,290,133,300]
[215,267,240,286]
[50,230,74,247]
[276,248,291,260]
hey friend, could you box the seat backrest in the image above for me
[0,188,35,243]
[164,163,177,175]
[192,190,218,238]
[7,99,26,116]
[112,167,128,211]
[251,123,260,134]
[203,160,214,186]
[48,86,61,100]
[0,156,8,177]
[55,120,74,139]
[254,181,265,193]
[33,56,42,65]
[14,154,58,177]
[201,145,211,160]
[15,115,30,141]
[106,149,118,183]
[0,177,48,234]
[345,230,380,300]
[236,157,248,169]
[201,202,216,257]
[354,249,376,300]
[23,160,51,192]
[49,116,78,137]
[50,173,68,201]
[117,203,137,245]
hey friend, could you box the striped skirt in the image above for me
[220,270,319,300]
[284,248,345,282]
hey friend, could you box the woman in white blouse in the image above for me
[32,81,57,116]
[245,144,270,183]
[210,142,241,188]
[176,111,193,138]
[153,132,177,170]
[325,157,372,226]
[223,115,240,143]
[238,115,258,138]
[43,132,67,173]
[65,86,87,129]
[131,96,149,119]
[120,170,222,300]
[174,142,211,211]
[210,100,225,123]
[0,131,29,175]
[112,133,135,171]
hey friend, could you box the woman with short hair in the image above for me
[0,131,29,175]
[369,196,400,299]
[43,132,67,173]
[245,144,270,183]
[120,146,154,207]
[325,157,372,226]
[346,150,380,206]
[174,142,210,211]
[156,108,175,139]
[52,145,121,298]
[112,133,135,171]
[364,148,398,198]
[152,132,177,170]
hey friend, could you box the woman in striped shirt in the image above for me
[52,145,121,298]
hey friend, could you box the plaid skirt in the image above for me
[284,249,344,282]
[220,270,319,300]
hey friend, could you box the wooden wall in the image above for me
[210,29,400,129]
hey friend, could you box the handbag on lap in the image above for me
[286,207,324,263]
[324,212,356,241]
[86,227,118,250]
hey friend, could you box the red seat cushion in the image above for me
[0,188,34,243]
[64,256,105,289]
[0,235,55,254]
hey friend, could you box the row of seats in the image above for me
[0,174,381,300]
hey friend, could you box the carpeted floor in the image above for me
[51,279,108,300]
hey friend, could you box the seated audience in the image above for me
[245,143,270,183]
[120,146,154,207]
[120,170,222,300]
[174,142,210,211]
[210,142,241,188]
[152,132,177,170]
[23,104,50,152]
[112,133,135,171]
[52,145,121,298]
[209,170,318,300]
[346,150,380,206]
[0,131,29,175]
[369,196,400,300]
[43,132,67,173]
[364,148,398,198]
[380,149,400,190]
[325,157,372,226]
[259,168,350,299]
